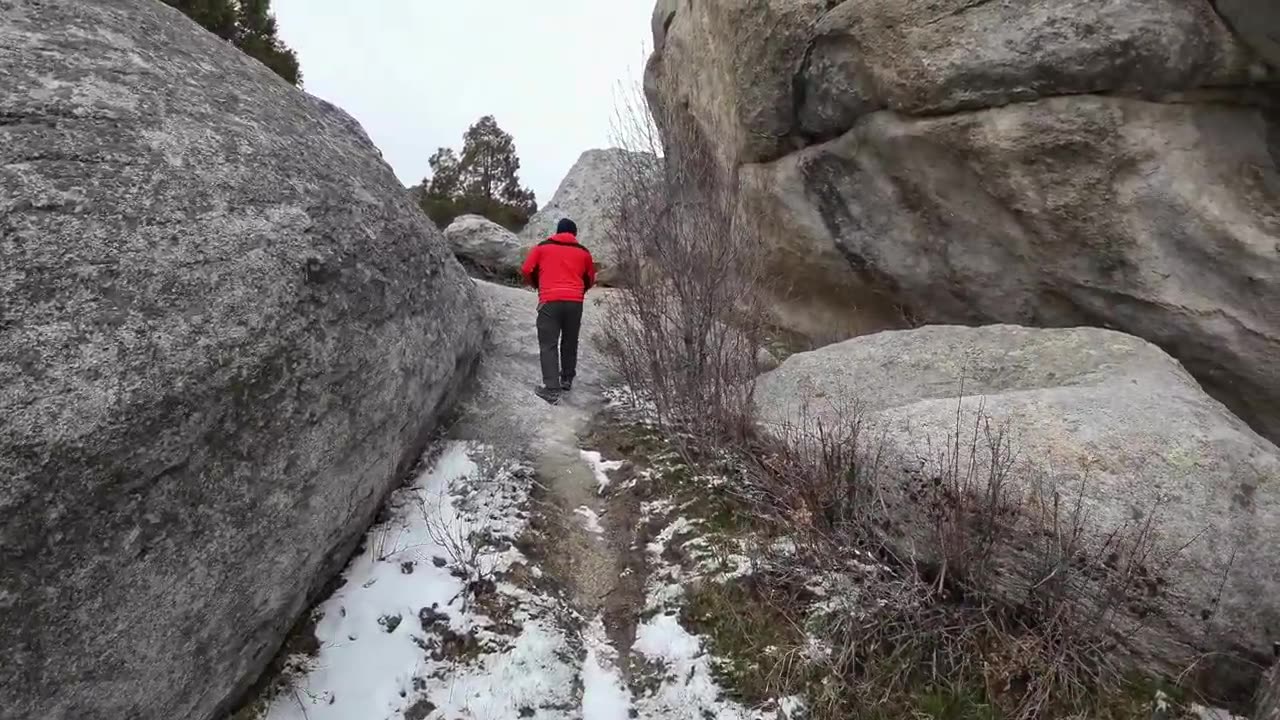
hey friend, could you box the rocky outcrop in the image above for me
[647,0,1280,443]
[1216,0,1280,68]
[755,325,1280,698]
[444,214,526,281]
[454,281,615,449]
[521,148,658,286]
[0,3,482,720]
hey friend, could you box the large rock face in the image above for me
[455,281,615,449]
[520,148,658,286]
[648,0,1280,442]
[1215,0,1280,68]
[0,3,483,719]
[755,325,1280,698]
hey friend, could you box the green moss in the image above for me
[682,579,808,705]
[1090,674,1186,720]
[914,686,1000,720]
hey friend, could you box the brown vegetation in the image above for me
[596,85,1222,719]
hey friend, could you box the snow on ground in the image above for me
[420,615,578,720]
[263,441,579,720]
[257,408,786,720]
[628,504,774,720]
[581,450,624,495]
[631,609,759,720]
[574,505,606,534]
[1190,705,1249,720]
[581,616,633,720]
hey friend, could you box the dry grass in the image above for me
[655,400,1193,720]
[595,75,1232,720]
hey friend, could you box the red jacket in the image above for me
[521,233,597,303]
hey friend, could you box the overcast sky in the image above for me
[272,1,654,203]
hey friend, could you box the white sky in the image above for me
[272,1,654,204]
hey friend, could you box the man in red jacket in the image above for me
[521,218,597,404]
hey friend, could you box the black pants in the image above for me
[536,301,583,390]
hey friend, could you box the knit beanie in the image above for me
[556,218,578,236]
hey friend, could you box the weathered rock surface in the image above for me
[798,0,1264,140]
[756,325,1280,697]
[0,3,482,720]
[443,214,526,281]
[521,148,659,286]
[1216,0,1280,68]
[454,281,614,450]
[648,0,1280,442]
[761,95,1280,442]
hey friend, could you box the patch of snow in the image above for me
[263,441,578,720]
[264,444,477,720]
[582,616,633,720]
[640,498,676,521]
[779,695,807,719]
[710,552,755,581]
[603,386,657,420]
[575,505,606,534]
[427,619,579,719]
[1191,705,1248,720]
[646,517,696,560]
[631,612,758,720]
[633,613,703,662]
[691,474,729,488]
[641,516,698,612]
[644,576,686,612]
[626,508,772,720]
[581,449,625,495]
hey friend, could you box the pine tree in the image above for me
[163,0,302,86]
[419,149,464,228]
[419,116,538,231]
[426,148,462,200]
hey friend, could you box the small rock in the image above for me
[419,604,449,629]
[378,614,402,633]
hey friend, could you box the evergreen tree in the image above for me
[426,148,463,200]
[419,116,538,231]
[163,0,302,86]
[419,148,464,228]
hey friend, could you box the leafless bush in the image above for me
[597,62,1209,720]
[416,490,496,613]
[598,81,771,454]
[368,522,408,563]
[708,394,1189,719]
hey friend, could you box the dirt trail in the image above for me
[533,438,616,611]
[525,394,650,671]
[238,283,747,719]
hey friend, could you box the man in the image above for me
[521,218,597,404]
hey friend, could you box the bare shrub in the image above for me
[368,522,408,563]
[707,395,1188,719]
[598,81,771,453]
[600,62,1212,720]
[416,488,497,613]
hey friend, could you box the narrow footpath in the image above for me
[238,281,778,720]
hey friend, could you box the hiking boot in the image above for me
[534,386,562,405]
[560,379,573,393]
